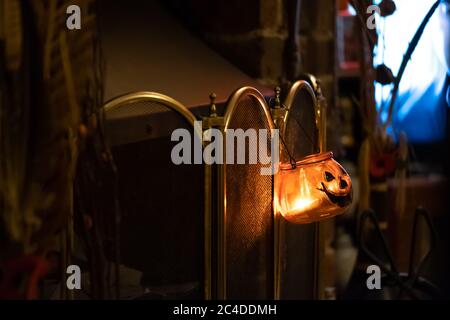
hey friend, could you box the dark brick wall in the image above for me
[165,0,287,84]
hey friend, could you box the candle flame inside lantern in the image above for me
[293,198,315,211]
[290,168,316,212]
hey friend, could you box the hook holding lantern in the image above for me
[270,87,297,170]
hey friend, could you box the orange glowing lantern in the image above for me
[275,152,352,224]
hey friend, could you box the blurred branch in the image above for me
[385,0,441,127]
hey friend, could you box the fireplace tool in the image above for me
[343,207,441,299]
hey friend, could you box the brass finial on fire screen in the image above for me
[273,86,282,109]
[209,93,217,117]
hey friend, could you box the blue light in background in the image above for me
[374,0,448,143]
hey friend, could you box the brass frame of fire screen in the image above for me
[103,91,212,300]
[206,87,276,300]
[102,83,327,300]
[273,79,326,300]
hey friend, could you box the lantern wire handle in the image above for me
[270,88,297,169]
[274,84,320,153]
[279,133,297,169]
[271,86,318,169]
[291,115,320,154]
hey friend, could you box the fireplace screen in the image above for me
[104,92,205,299]
[279,81,321,299]
[102,84,326,300]
[220,87,275,299]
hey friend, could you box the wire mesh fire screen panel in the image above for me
[224,93,274,299]
[281,84,320,299]
[105,96,204,299]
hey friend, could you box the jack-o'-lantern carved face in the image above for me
[275,152,352,224]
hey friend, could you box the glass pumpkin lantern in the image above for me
[275,152,352,224]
